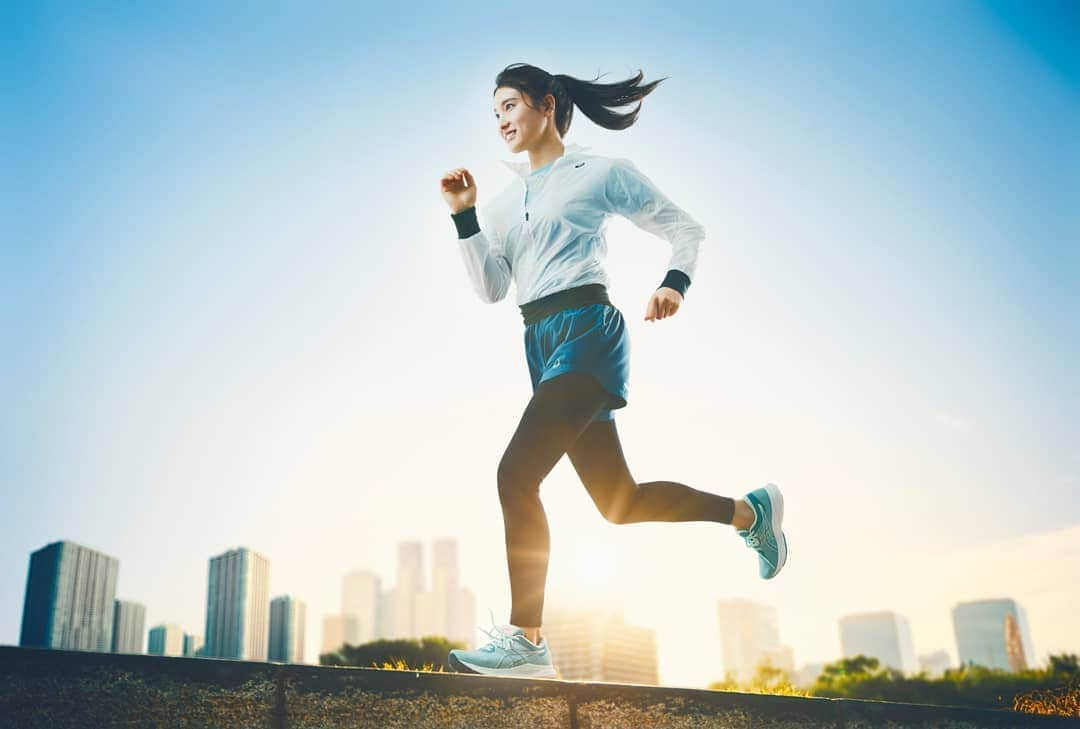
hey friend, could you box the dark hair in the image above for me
[494,63,667,136]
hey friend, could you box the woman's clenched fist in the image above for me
[440,168,477,214]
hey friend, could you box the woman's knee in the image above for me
[601,507,628,525]
[596,488,636,525]
[497,452,538,503]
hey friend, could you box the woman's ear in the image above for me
[544,93,556,116]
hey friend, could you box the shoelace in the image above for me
[743,522,780,569]
[743,502,766,549]
[475,608,531,659]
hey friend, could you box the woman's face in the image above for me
[493,85,554,152]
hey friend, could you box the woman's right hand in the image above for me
[440,168,477,213]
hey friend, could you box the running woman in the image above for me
[438,63,787,679]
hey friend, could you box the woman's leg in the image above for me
[498,371,613,630]
[566,419,740,525]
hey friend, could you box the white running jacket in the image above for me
[453,143,705,306]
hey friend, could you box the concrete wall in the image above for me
[1,646,1076,728]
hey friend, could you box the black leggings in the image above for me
[497,371,736,627]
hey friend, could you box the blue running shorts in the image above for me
[524,303,631,422]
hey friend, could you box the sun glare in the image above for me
[569,535,618,587]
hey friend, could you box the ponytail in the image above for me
[495,63,667,136]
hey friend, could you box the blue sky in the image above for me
[3,1,1077,685]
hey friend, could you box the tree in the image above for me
[813,654,883,694]
[1049,654,1079,677]
[706,661,806,696]
[749,658,796,693]
[807,653,1080,716]
[319,635,465,672]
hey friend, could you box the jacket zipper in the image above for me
[521,155,572,223]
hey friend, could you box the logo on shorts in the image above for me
[574,162,585,168]
[552,359,561,367]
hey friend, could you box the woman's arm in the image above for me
[451,205,512,304]
[602,157,705,298]
[441,168,512,304]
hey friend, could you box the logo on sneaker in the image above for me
[741,483,786,579]
[574,162,585,168]
[449,610,559,677]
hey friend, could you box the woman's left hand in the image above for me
[644,287,683,322]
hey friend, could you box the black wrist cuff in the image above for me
[451,206,480,239]
[658,269,691,297]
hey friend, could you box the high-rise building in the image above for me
[321,614,346,656]
[428,539,457,640]
[391,541,425,638]
[376,590,396,640]
[387,539,477,645]
[952,598,1034,672]
[542,604,658,685]
[269,595,306,663]
[414,587,436,639]
[204,547,270,660]
[838,611,918,674]
[341,541,474,647]
[431,539,459,595]
[19,540,119,652]
[148,624,185,656]
[111,599,146,654]
[918,649,952,677]
[432,538,476,647]
[342,569,381,646]
[716,599,792,683]
[183,633,204,657]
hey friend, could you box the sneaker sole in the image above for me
[763,482,787,577]
[448,651,558,678]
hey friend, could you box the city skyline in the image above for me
[323,537,477,653]
[3,0,1077,691]
[14,537,488,666]
[9,531,1075,687]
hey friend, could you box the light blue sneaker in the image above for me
[447,609,559,678]
[739,482,787,579]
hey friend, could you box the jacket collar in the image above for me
[499,142,591,180]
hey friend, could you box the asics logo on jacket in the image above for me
[453,142,705,306]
